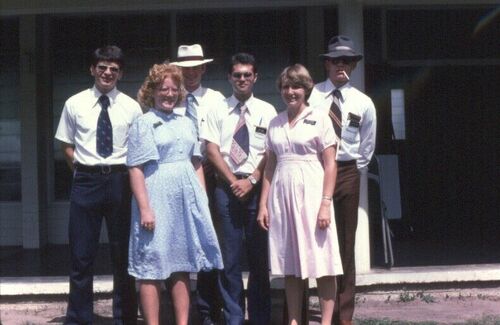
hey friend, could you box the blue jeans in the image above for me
[215,182,271,325]
[65,170,137,325]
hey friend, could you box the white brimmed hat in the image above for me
[170,44,214,67]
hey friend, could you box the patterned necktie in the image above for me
[229,103,249,165]
[186,93,198,135]
[96,95,113,158]
[328,89,343,139]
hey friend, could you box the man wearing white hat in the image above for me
[309,35,377,325]
[171,44,225,325]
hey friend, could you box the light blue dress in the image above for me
[127,108,223,280]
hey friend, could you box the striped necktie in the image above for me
[186,93,198,135]
[328,89,343,140]
[229,103,249,165]
[96,95,113,158]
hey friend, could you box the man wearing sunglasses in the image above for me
[309,35,377,325]
[55,45,142,325]
[202,53,276,325]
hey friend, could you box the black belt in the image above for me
[75,163,128,174]
[337,160,357,167]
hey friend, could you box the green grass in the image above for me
[355,315,500,325]
[356,319,438,325]
[454,315,500,325]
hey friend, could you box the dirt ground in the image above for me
[1,287,500,324]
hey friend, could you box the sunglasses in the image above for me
[327,58,355,65]
[96,64,120,74]
[231,72,253,79]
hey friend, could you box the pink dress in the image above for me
[266,106,343,279]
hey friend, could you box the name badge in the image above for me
[255,126,267,134]
[304,119,317,125]
[347,113,361,128]
[153,121,163,128]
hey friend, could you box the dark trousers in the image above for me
[197,163,223,323]
[332,162,360,323]
[65,170,137,325]
[214,182,271,325]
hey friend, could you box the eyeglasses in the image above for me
[96,64,120,74]
[232,72,253,79]
[328,58,354,65]
[157,87,179,94]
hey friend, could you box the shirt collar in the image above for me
[228,94,255,115]
[323,79,350,103]
[151,107,183,120]
[299,105,314,119]
[280,105,314,125]
[188,85,206,101]
[293,105,314,123]
[92,86,118,107]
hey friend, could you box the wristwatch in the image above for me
[247,175,258,186]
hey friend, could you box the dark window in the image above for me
[176,9,301,106]
[0,18,21,201]
[386,8,500,60]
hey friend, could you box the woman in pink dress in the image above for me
[257,64,343,325]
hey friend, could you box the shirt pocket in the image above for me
[111,114,132,149]
[342,113,361,144]
[253,125,267,149]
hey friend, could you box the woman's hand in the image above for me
[140,208,156,231]
[317,201,331,230]
[257,206,270,231]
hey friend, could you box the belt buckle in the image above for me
[101,165,112,174]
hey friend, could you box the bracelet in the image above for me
[322,195,332,201]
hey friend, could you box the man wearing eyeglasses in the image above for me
[201,53,276,325]
[309,35,377,325]
[55,45,142,325]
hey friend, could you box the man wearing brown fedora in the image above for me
[309,35,377,325]
[171,44,225,325]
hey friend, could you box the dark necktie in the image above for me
[186,93,198,135]
[229,103,249,165]
[328,89,343,139]
[96,95,113,158]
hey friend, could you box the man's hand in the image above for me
[230,178,253,200]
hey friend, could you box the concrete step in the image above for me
[2,263,499,296]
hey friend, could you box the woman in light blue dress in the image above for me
[127,63,223,325]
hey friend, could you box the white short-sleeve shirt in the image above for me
[201,94,277,174]
[174,85,225,158]
[55,86,143,165]
[309,79,377,170]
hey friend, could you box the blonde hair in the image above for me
[137,63,185,109]
[276,64,314,102]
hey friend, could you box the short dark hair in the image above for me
[228,52,257,74]
[91,45,124,69]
